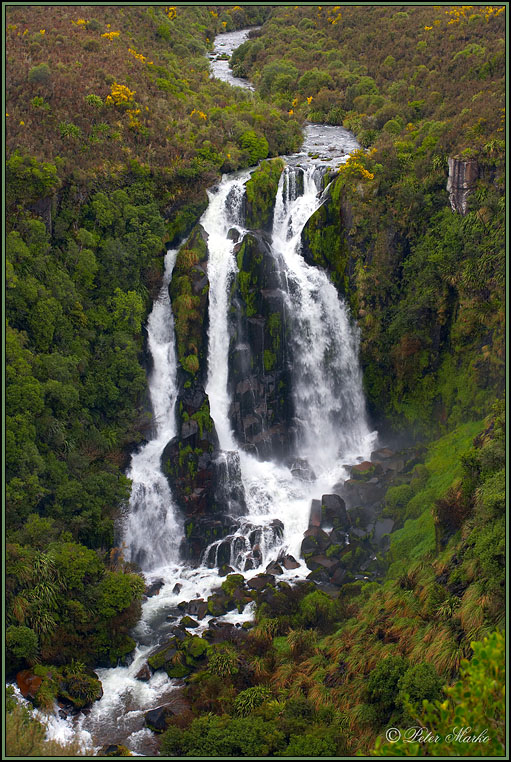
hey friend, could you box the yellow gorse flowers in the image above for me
[102,31,120,40]
[165,6,177,21]
[105,83,136,106]
[128,48,153,65]
[190,109,207,120]
[338,150,375,180]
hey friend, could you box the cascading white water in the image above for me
[202,157,376,571]
[273,166,372,478]
[204,172,251,450]
[123,249,182,570]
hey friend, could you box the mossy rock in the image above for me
[147,641,177,671]
[183,636,209,661]
[220,573,245,597]
[166,663,192,678]
[207,593,230,617]
[245,158,285,230]
[180,615,199,629]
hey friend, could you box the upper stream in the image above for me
[37,29,377,756]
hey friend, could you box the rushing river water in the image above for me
[34,29,376,756]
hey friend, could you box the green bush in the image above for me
[28,63,51,86]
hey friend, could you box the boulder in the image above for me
[145,579,165,597]
[16,670,43,700]
[280,554,300,570]
[180,616,199,629]
[247,573,275,591]
[330,566,347,586]
[187,599,208,620]
[301,527,331,555]
[100,745,133,757]
[321,494,348,529]
[371,447,394,461]
[144,705,176,733]
[147,643,178,672]
[172,583,182,595]
[309,499,322,528]
[135,663,152,682]
[266,561,283,575]
[306,554,339,572]
[218,564,235,577]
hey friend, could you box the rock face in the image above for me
[228,231,293,460]
[447,157,478,215]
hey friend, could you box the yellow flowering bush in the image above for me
[105,83,136,107]
[101,31,120,41]
[338,150,375,181]
[128,48,153,65]
[165,6,177,21]
[190,109,207,121]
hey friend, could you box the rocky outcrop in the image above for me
[447,157,478,215]
[165,225,243,562]
[228,231,293,460]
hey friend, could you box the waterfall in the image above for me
[201,160,376,569]
[273,165,372,477]
[203,173,251,450]
[123,248,182,570]
[50,127,377,756]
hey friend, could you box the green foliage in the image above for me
[245,158,284,229]
[160,714,285,757]
[28,62,51,86]
[208,644,239,677]
[6,625,39,661]
[366,655,408,723]
[371,631,505,756]
[234,685,272,717]
[239,130,269,165]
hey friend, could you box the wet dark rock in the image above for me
[147,642,178,671]
[145,705,176,733]
[218,564,235,577]
[373,518,395,544]
[309,499,322,528]
[172,583,182,595]
[306,554,339,572]
[135,663,152,682]
[321,494,349,529]
[289,458,317,482]
[145,579,165,597]
[247,573,275,591]
[330,566,347,586]
[343,480,384,508]
[280,554,301,570]
[58,710,68,720]
[301,526,331,556]
[180,615,199,629]
[371,447,394,461]
[227,227,240,242]
[266,561,284,575]
[329,528,348,545]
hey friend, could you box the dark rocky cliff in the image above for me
[446,157,478,215]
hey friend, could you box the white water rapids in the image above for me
[38,127,376,754]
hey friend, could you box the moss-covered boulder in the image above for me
[245,158,285,231]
